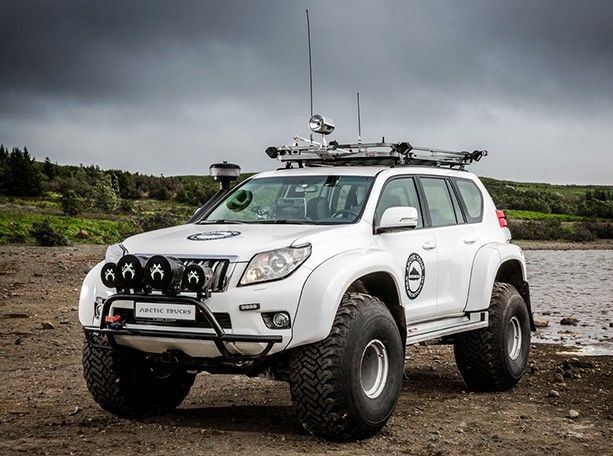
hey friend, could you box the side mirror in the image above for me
[376,206,418,233]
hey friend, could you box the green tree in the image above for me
[0,147,43,196]
[93,174,119,212]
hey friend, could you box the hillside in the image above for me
[0,145,611,245]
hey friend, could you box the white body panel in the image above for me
[79,165,528,358]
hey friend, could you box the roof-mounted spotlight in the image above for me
[210,162,241,191]
[309,114,335,135]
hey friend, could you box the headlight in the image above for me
[105,243,127,263]
[240,244,311,286]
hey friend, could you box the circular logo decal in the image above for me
[405,253,425,299]
[187,231,240,241]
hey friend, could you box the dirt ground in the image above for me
[0,245,611,456]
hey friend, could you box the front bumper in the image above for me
[85,293,283,360]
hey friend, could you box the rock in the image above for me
[609,322,613,328]
[59,319,70,325]
[2,312,30,319]
[563,369,573,379]
[76,230,90,240]
[568,409,579,419]
[553,373,565,383]
[565,358,595,369]
[534,319,549,328]
[33,272,43,277]
[14,337,22,345]
[560,317,578,326]
[40,321,55,330]
[547,389,560,398]
[68,406,81,416]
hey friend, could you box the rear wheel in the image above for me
[289,293,404,441]
[83,334,195,417]
[454,282,531,391]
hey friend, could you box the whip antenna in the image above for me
[357,92,362,143]
[306,9,314,142]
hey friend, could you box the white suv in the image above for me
[79,128,534,441]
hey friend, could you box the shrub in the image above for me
[60,190,82,216]
[29,219,68,246]
[137,213,179,232]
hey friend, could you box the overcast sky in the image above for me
[1,1,612,184]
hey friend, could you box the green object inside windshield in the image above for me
[203,175,374,224]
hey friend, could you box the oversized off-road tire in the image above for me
[83,334,195,417]
[289,293,404,441]
[454,282,531,391]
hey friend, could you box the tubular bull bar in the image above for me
[84,293,283,360]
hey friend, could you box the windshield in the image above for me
[201,175,374,225]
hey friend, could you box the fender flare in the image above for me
[289,248,402,349]
[464,242,533,327]
[79,261,114,326]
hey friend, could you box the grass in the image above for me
[504,209,588,222]
[0,211,135,245]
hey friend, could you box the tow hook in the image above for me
[104,315,124,330]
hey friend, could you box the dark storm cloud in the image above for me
[1,0,612,183]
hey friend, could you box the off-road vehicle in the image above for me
[79,115,534,441]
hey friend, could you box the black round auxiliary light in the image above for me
[100,262,118,288]
[182,263,214,293]
[145,255,184,293]
[115,255,146,290]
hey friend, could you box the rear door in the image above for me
[417,176,480,316]
[373,176,439,322]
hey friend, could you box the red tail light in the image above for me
[496,210,508,228]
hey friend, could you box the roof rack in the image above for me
[265,136,487,169]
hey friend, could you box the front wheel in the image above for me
[454,282,531,391]
[83,334,195,417]
[289,293,404,441]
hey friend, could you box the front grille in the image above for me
[113,306,232,329]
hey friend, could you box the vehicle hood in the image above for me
[121,223,335,262]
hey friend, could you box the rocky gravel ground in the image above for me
[0,245,611,455]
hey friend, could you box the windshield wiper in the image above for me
[199,219,245,224]
[254,219,316,225]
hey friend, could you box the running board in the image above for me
[405,311,488,345]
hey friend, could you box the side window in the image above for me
[420,177,459,227]
[455,178,484,222]
[375,177,423,228]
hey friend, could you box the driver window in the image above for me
[375,177,423,228]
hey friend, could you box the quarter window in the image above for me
[455,179,483,222]
[420,177,459,227]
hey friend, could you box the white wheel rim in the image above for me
[360,339,389,399]
[506,316,522,360]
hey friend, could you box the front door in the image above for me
[373,176,439,323]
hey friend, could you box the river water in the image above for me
[526,249,613,355]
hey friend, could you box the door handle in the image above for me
[422,241,437,250]
[463,238,476,244]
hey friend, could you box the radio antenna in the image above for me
[356,92,362,143]
[306,9,314,142]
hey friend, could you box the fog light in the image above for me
[262,312,291,329]
[272,312,290,328]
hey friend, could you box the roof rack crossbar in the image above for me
[265,137,487,169]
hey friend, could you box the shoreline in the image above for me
[513,239,613,250]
